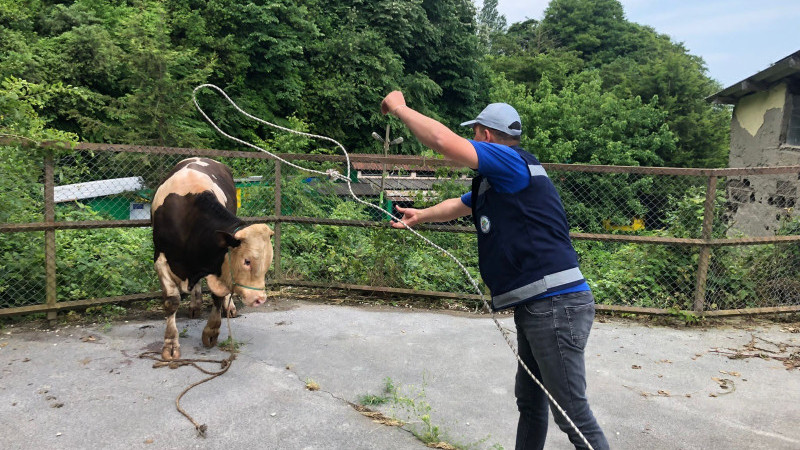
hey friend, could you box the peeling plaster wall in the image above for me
[733,84,786,140]
[727,83,798,237]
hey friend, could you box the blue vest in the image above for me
[471,146,584,310]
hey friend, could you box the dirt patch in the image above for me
[710,333,800,370]
[349,403,404,427]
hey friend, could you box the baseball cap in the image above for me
[460,103,522,137]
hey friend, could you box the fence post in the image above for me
[272,160,282,284]
[693,175,718,313]
[44,151,57,322]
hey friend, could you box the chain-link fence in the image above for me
[2,140,800,317]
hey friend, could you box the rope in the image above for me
[192,84,594,449]
[140,313,238,437]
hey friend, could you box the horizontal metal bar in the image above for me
[65,144,800,176]
[543,163,800,176]
[70,142,463,168]
[593,304,673,315]
[571,233,704,246]
[0,292,162,317]
[701,305,800,316]
[571,233,800,246]
[70,142,466,168]
[5,138,800,176]
[277,282,800,317]
[596,304,800,317]
[281,279,484,301]
[3,284,797,318]
[0,220,151,232]
[6,218,800,247]
[62,143,800,175]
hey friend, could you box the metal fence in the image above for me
[2,139,800,318]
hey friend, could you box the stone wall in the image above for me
[726,83,800,236]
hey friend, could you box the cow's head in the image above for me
[217,224,274,307]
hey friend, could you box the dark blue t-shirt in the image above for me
[461,140,589,298]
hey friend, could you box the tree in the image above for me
[476,0,507,51]
[488,70,678,231]
[416,0,488,122]
[300,24,405,148]
[499,0,731,168]
[600,31,730,167]
[541,0,642,67]
[294,0,487,154]
[106,2,213,147]
[0,77,79,223]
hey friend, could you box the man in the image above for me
[381,91,609,450]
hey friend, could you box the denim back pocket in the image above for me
[564,301,595,349]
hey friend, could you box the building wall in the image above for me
[727,82,800,237]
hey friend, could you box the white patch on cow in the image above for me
[151,165,228,211]
[206,274,231,297]
[208,181,228,205]
[178,157,209,167]
[155,253,190,295]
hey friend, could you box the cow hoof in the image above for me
[202,328,219,348]
[162,343,180,361]
[189,307,201,319]
[222,307,237,318]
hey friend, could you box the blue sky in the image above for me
[491,0,800,89]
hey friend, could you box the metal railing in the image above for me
[2,139,800,318]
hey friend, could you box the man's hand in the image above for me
[381,91,406,116]
[390,205,420,229]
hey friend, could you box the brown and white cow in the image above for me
[151,157,273,360]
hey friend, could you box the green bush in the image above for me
[55,204,157,301]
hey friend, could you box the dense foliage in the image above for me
[4,0,769,313]
[1,0,728,160]
[0,0,487,153]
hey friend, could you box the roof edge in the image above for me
[707,50,800,104]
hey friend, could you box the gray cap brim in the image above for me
[458,103,522,136]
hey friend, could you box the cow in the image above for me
[151,157,274,360]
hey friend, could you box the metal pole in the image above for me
[272,160,282,284]
[372,126,403,218]
[380,124,389,203]
[44,151,57,322]
[693,175,718,313]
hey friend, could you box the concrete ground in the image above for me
[1,298,799,450]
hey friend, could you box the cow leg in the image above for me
[162,297,181,360]
[188,283,204,318]
[222,294,237,318]
[155,253,182,361]
[202,294,224,348]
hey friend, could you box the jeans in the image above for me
[514,290,609,450]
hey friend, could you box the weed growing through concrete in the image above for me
[217,336,243,352]
[358,376,395,406]
[84,304,128,332]
[305,378,320,391]
[667,307,703,325]
[357,374,503,449]
[389,377,440,445]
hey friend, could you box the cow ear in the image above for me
[215,230,242,248]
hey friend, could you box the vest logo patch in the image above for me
[479,215,491,233]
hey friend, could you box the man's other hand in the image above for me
[390,205,420,229]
